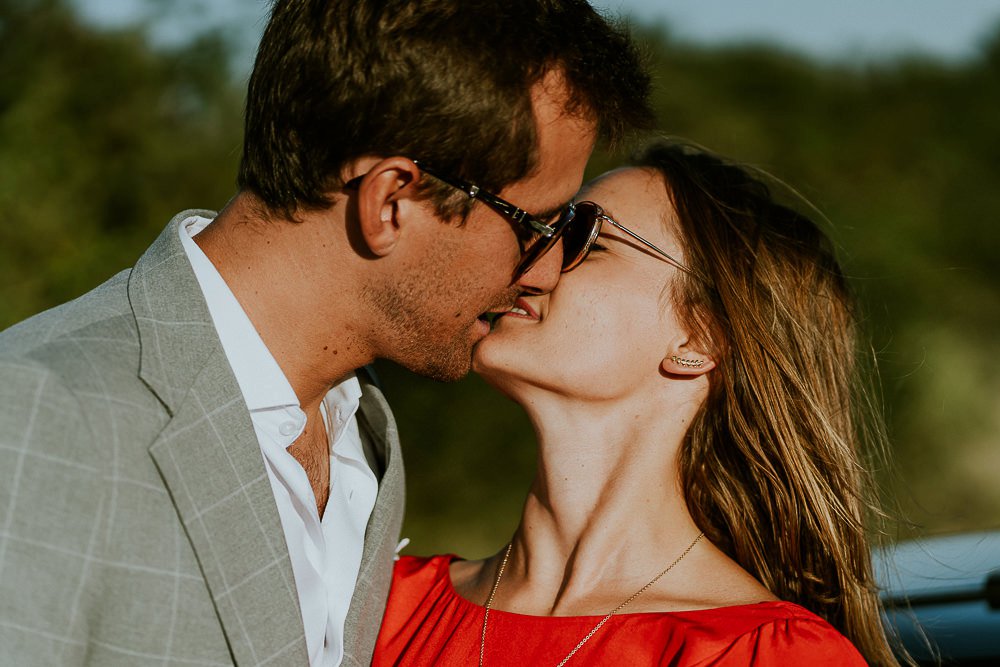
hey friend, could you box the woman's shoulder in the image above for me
[376,553,481,663]
[675,601,867,666]
[391,553,457,592]
[380,554,462,635]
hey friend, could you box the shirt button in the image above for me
[278,421,298,436]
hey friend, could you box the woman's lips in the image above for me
[503,297,540,320]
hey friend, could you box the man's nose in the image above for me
[516,239,563,295]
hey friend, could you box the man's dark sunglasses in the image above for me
[344,161,569,278]
[558,201,696,276]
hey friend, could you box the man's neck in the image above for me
[195,192,373,412]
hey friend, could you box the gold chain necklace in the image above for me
[478,532,704,667]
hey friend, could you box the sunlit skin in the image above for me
[351,69,595,384]
[459,168,777,616]
[191,69,595,513]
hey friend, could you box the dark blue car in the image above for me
[874,530,1000,666]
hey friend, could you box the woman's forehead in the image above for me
[579,167,677,237]
[579,167,665,207]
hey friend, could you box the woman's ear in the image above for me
[352,157,421,256]
[661,340,716,376]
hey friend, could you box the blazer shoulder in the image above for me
[0,269,165,465]
[0,269,135,357]
[0,355,101,461]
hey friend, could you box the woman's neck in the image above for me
[494,390,705,616]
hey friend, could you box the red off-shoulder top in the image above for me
[373,555,867,666]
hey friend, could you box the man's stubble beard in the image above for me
[361,274,481,383]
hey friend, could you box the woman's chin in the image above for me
[471,338,520,385]
[470,341,501,377]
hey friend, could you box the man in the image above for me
[0,0,652,664]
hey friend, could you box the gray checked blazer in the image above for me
[0,211,405,666]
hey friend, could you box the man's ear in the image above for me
[352,157,422,257]
[661,337,716,376]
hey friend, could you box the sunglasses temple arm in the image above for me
[604,217,697,277]
[417,162,558,237]
[478,193,556,236]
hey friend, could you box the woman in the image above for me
[373,139,899,665]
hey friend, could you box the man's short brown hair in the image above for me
[238,0,654,218]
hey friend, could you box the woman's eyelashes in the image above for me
[591,234,619,252]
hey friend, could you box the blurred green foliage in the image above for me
[0,0,243,321]
[2,1,998,558]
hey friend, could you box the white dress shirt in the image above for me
[178,215,378,667]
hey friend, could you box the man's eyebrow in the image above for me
[533,200,571,223]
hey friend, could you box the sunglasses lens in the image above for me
[514,228,561,278]
[512,201,601,278]
[560,202,600,272]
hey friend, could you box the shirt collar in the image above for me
[323,374,364,456]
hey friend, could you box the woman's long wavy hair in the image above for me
[631,139,900,666]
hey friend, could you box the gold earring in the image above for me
[671,355,705,368]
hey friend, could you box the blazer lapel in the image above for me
[130,212,308,665]
[341,373,406,665]
[356,374,406,577]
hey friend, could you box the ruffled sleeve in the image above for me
[702,615,868,666]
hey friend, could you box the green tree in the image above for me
[0,0,243,325]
